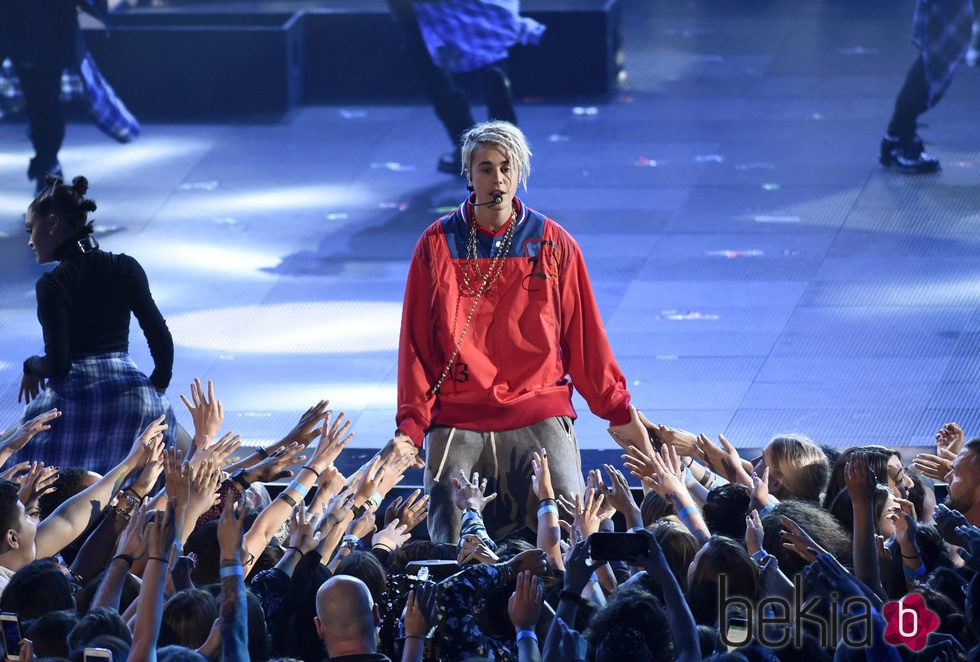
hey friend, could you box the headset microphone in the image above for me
[473,194,504,207]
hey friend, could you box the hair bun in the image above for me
[71,176,89,196]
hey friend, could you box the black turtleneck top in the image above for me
[23,243,173,391]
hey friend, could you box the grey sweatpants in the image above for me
[423,416,586,543]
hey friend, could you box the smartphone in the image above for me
[724,616,750,652]
[83,647,113,661]
[587,532,650,562]
[0,612,21,661]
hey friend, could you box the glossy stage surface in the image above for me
[1,0,978,471]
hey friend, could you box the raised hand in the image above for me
[404,586,432,638]
[600,464,641,525]
[912,448,957,482]
[607,405,656,457]
[116,503,152,561]
[451,470,498,513]
[307,411,353,472]
[779,515,827,563]
[384,488,429,533]
[16,462,59,514]
[247,442,306,483]
[458,533,499,564]
[562,539,602,595]
[935,504,970,547]
[128,415,169,468]
[18,373,45,404]
[508,570,544,630]
[745,508,765,556]
[189,432,241,471]
[280,400,331,449]
[180,378,224,446]
[372,518,410,553]
[558,488,606,539]
[531,449,555,501]
[936,422,965,455]
[286,503,321,554]
[694,433,751,485]
[749,468,770,513]
[217,499,245,562]
[585,470,616,521]
[346,502,378,540]
[147,505,176,559]
[322,485,356,528]
[381,433,425,470]
[1,408,60,454]
[844,451,876,505]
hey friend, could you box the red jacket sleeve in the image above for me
[396,233,440,447]
[555,226,631,426]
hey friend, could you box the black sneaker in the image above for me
[879,134,940,174]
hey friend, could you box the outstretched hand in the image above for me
[2,408,60,455]
[18,373,45,404]
[452,470,497,513]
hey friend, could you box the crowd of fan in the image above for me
[0,380,979,662]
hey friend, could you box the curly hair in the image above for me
[584,584,673,662]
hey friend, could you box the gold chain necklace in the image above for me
[430,207,518,395]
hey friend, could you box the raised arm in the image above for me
[241,411,352,574]
[35,416,166,559]
[0,409,61,468]
[844,451,887,601]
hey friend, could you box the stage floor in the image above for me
[1,0,978,470]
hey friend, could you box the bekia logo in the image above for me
[882,594,940,652]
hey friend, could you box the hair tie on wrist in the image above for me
[302,465,321,479]
[112,553,135,566]
[148,556,169,564]
[285,545,303,555]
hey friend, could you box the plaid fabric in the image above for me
[0,54,139,142]
[913,0,976,107]
[413,0,545,73]
[18,352,175,475]
[78,52,139,143]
